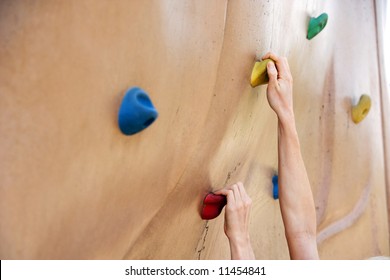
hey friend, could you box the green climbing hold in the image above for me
[307,13,328,40]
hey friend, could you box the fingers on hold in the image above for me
[225,189,235,203]
[227,182,239,191]
[213,188,227,195]
[278,57,293,82]
[232,183,241,199]
[267,61,276,70]
[282,73,293,83]
[244,197,252,208]
[262,52,279,61]
[236,182,252,207]
[222,182,249,205]
[236,181,246,195]
[241,192,252,208]
[235,182,246,195]
[262,52,294,83]
[283,57,290,68]
[267,62,278,80]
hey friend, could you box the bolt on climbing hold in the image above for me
[352,94,371,124]
[118,87,158,135]
[307,13,328,40]
[201,193,227,220]
[250,58,274,88]
[272,175,279,200]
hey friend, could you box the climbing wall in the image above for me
[0,0,388,259]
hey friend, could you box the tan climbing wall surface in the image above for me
[0,0,388,259]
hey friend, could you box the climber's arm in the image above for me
[263,52,319,259]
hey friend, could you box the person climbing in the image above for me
[215,52,319,260]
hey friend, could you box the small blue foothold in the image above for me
[118,87,158,135]
[272,175,279,200]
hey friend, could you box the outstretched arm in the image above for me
[263,52,319,259]
[215,182,255,260]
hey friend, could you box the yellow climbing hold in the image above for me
[352,94,371,124]
[250,59,274,88]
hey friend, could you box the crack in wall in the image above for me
[195,222,209,260]
[224,162,242,186]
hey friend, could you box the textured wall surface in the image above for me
[0,0,388,259]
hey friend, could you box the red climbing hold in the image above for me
[201,193,227,220]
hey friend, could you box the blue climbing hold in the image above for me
[118,87,158,135]
[272,175,279,200]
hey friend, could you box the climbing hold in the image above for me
[201,193,227,220]
[352,94,371,124]
[250,59,274,88]
[307,13,328,40]
[118,87,158,135]
[272,175,279,200]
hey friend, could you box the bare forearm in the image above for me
[261,52,318,259]
[278,116,319,259]
[229,236,255,260]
